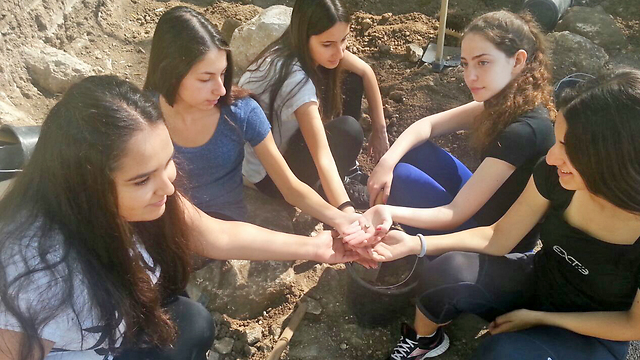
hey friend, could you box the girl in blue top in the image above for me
[143,7,369,238]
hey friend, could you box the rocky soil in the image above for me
[1,0,640,359]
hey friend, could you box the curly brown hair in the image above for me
[465,11,555,151]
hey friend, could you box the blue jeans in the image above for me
[387,141,476,235]
[416,252,629,360]
[114,296,215,360]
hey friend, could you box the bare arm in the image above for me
[253,132,368,238]
[0,329,53,360]
[490,290,640,341]
[341,51,389,162]
[368,101,485,205]
[386,157,516,230]
[293,102,353,212]
[181,197,357,263]
[369,177,550,259]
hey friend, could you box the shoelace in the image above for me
[390,336,419,360]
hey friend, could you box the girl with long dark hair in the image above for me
[0,75,357,360]
[365,11,555,253]
[239,0,389,210]
[143,6,369,238]
[367,68,640,359]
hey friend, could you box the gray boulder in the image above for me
[556,6,627,52]
[188,186,305,319]
[193,259,296,320]
[547,31,609,81]
[23,41,93,94]
[230,5,292,76]
[0,99,33,125]
[405,43,424,63]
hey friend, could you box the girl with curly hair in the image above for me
[369,68,640,360]
[366,10,554,253]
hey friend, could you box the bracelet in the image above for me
[337,200,355,211]
[416,234,427,258]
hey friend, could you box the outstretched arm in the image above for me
[253,132,371,241]
[364,157,516,238]
[490,290,640,341]
[181,195,359,263]
[366,176,550,259]
[341,51,389,162]
[367,101,484,206]
[293,102,354,212]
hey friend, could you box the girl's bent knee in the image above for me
[329,115,364,144]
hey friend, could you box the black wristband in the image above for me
[338,200,355,211]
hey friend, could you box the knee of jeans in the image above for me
[419,252,479,289]
[331,115,364,145]
[473,333,530,359]
[177,299,216,346]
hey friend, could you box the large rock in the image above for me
[0,0,81,35]
[192,259,296,319]
[23,42,94,94]
[555,6,627,52]
[188,186,306,319]
[244,186,297,232]
[547,31,609,81]
[230,5,292,76]
[0,99,33,125]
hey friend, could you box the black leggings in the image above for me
[417,252,629,360]
[114,296,215,360]
[254,71,365,198]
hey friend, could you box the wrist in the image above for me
[377,155,396,170]
[341,206,356,214]
[410,234,423,256]
[338,200,355,212]
[416,234,427,257]
[372,122,388,132]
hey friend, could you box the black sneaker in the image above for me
[344,178,370,210]
[387,323,450,360]
[345,168,369,186]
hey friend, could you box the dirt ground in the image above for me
[2,0,640,358]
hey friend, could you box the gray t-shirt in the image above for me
[239,57,318,183]
[0,228,159,359]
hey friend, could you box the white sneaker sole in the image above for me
[422,333,450,358]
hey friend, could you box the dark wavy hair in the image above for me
[0,76,192,360]
[242,0,351,127]
[557,68,640,213]
[144,6,248,106]
[464,10,555,151]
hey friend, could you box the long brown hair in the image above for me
[0,76,192,359]
[144,6,250,106]
[465,11,555,151]
[558,68,640,214]
[242,0,350,129]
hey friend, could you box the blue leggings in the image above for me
[387,141,476,235]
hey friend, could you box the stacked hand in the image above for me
[325,204,419,267]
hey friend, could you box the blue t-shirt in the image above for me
[174,97,271,220]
